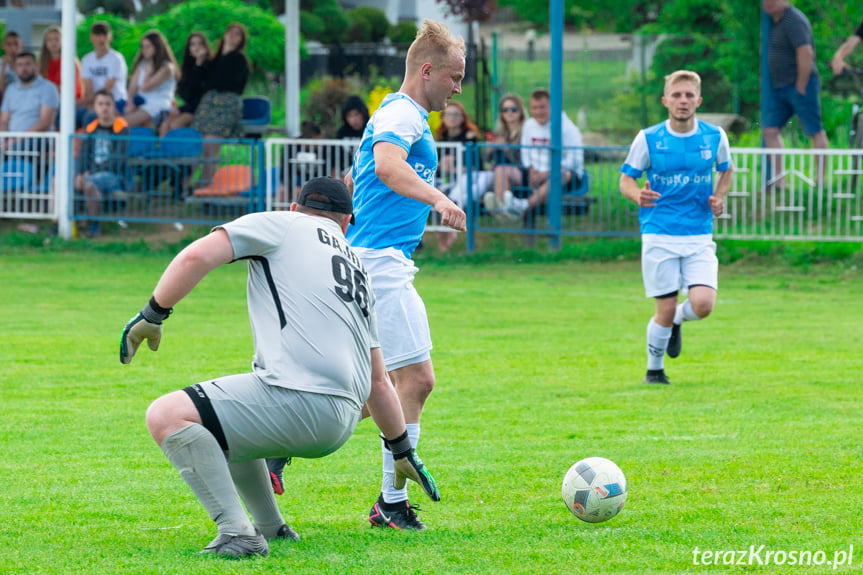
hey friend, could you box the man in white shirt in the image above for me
[506,88,584,217]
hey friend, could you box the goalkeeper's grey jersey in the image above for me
[216,211,379,408]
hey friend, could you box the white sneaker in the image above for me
[482,192,498,212]
[502,190,514,211]
[509,196,529,215]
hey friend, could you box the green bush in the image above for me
[300,11,326,41]
[146,0,289,75]
[346,6,390,43]
[310,0,349,45]
[387,21,418,44]
[76,13,143,68]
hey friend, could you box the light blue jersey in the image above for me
[346,93,437,257]
[621,119,731,236]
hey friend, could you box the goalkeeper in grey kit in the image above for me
[120,177,440,559]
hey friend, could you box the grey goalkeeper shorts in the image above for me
[184,373,361,463]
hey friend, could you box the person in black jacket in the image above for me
[334,94,369,175]
[159,32,211,137]
[75,89,129,237]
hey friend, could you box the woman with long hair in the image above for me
[159,32,211,137]
[124,30,180,129]
[483,93,527,214]
[192,23,250,181]
[38,26,83,106]
[434,101,486,252]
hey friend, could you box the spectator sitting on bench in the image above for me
[510,89,584,220]
[124,30,180,130]
[0,51,58,151]
[75,89,129,237]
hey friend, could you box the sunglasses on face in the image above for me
[500,106,519,113]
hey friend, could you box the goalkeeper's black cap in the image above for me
[298,176,355,224]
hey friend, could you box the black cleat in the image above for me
[368,496,426,531]
[273,524,300,541]
[266,457,291,496]
[198,533,268,558]
[644,369,671,385]
[667,323,682,358]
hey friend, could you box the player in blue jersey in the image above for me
[347,19,466,530]
[266,20,466,530]
[619,70,734,385]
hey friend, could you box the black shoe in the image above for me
[644,369,671,385]
[274,524,300,541]
[667,323,682,358]
[266,457,291,496]
[368,496,426,530]
[198,533,268,558]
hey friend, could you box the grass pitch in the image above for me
[1,249,861,574]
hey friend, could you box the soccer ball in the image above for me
[562,457,627,523]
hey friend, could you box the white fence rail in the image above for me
[4,134,863,244]
[0,133,59,220]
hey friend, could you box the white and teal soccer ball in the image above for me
[562,457,627,523]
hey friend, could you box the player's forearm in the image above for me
[376,160,447,207]
[365,348,407,439]
[713,167,734,200]
[619,174,641,203]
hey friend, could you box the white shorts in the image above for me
[641,234,718,298]
[354,247,432,370]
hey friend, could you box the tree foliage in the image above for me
[346,7,390,44]
[437,0,498,23]
[76,0,294,76]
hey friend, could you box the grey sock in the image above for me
[160,423,255,536]
[229,459,286,539]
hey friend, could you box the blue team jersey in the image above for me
[346,93,437,258]
[620,119,731,236]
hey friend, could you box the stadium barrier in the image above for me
[3,132,863,245]
[0,133,59,220]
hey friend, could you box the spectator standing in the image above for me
[618,70,733,385]
[503,89,583,219]
[192,23,249,181]
[124,30,179,129]
[482,93,526,216]
[762,0,827,186]
[80,21,128,125]
[0,30,22,96]
[159,32,211,137]
[831,20,863,75]
[0,51,58,139]
[335,94,369,174]
[75,89,129,238]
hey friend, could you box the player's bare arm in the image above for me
[373,141,466,231]
[620,174,660,207]
[708,165,734,217]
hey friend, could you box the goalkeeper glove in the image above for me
[120,297,172,364]
[385,431,441,502]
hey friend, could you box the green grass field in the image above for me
[2,247,862,574]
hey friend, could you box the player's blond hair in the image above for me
[664,70,701,95]
[406,20,465,71]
